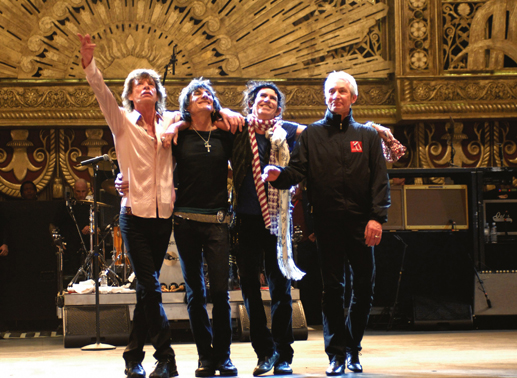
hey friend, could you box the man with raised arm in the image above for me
[78,33,178,378]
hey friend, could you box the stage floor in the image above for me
[1,327,516,378]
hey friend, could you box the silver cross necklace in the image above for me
[192,127,212,152]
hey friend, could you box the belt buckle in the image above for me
[216,210,225,223]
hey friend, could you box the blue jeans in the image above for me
[173,217,232,364]
[313,213,376,360]
[235,214,294,363]
[119,212,174,363]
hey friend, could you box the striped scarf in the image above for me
[247,114,278,233]
[247,114,305,280]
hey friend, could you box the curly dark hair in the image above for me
[242,81,285,116]
[178,78,222,122]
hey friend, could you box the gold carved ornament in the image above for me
[0,129,55,198]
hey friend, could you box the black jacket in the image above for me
[272,109,390,223]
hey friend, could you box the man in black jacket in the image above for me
[263,71,390,375]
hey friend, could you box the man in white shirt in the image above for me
[79,33,179,378]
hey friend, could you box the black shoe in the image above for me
[346,351,363,373]
[195,360,216,377]
[274,361,293,375]
[215,358,238,376]
[253,351,279,376]
[125,361,146,378]
[150,357,179,378]
[326,356,345,376]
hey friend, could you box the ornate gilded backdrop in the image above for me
[0,0,515,198]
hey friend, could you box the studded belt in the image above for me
[174,211,231,224]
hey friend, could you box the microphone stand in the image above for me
[162,44,178,85]
[67,199,92,287]
[388,234,408,331]
[82,162,115,351]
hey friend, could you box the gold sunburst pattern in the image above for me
[0,0,392,80]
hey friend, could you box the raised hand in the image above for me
[77,33,96,68]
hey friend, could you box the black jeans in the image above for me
[174,217,232,365]
[313,213,376,360]
[119,212,175,364]
[235,214,294,363]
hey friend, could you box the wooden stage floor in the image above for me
[1,326,516,378]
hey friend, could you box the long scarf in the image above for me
[267,125,305,281]
[247,114,305,280]
[247,115,275,230]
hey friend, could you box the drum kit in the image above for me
[52,156,132,292]
[65,201,132,289]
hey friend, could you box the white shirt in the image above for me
[84,59,175,218]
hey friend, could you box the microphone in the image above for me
[110,159,118,178]
[79,154,110,166]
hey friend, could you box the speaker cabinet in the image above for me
[383,186,404,230]
[474,272,517,316]
[237,300,308,342]
[404,185,468,230]
[63,305,130,348]
[412,295,472,330]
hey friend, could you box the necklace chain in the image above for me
[192,126,212,152]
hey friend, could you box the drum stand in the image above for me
[68,205,122,288]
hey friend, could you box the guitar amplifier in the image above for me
[404,185,468,230]
[383,186,404,230]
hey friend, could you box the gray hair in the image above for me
[121,69,167,114]
[324,71,358,98]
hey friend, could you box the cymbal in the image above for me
[101,178,118,196]
[75,156,113,171]
[77,199,112,208]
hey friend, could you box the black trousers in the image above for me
[119,212,175,364]
[174,217,233,364]
[313,213,376,360]
[235,214,294,363]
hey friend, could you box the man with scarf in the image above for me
[263,71,391,375]
[232,82,304,376]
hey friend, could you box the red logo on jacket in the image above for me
[350,141,363,152]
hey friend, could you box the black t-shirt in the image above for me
[172,129,234,214]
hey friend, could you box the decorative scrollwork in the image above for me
[0,129,55,198]
[445,1,517,71]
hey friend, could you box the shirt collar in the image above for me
[128,109,163,126]
[324,108,353,129]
